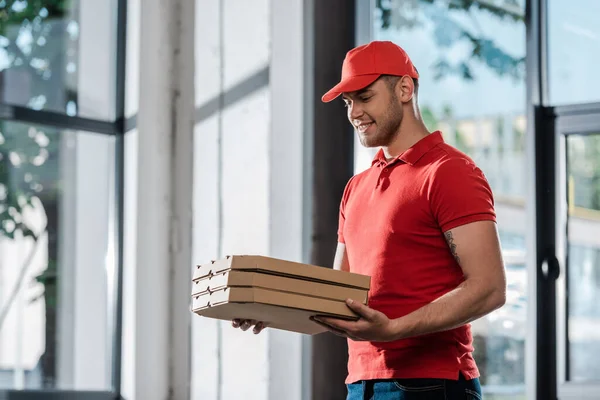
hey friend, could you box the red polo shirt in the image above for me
[338,131,496,384]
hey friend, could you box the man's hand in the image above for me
[311,299,398,342]
[231,319,267,334]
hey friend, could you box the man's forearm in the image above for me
[389,278,506,341]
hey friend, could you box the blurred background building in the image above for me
[0,0,598,399]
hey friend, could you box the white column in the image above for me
[121,126,138,400]
[134,1,172,397]
[170,0,196,398]
[268,1,311,399]
[120,0,140,396]
[130,0,195,399]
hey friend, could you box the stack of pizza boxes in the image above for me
[191,255,371,335]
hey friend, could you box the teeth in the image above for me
[357,122,373,132]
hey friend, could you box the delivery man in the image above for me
[233,40,506,400]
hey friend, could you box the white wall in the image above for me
[191,1,310,399]
[191,0,270,397]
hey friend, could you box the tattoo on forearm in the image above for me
[444,231,460,264]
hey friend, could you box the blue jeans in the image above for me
[346,373,482,399]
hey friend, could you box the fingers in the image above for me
[311,316,346,335]
[237,319,256,331]
[310,316,364,341]
[345,298,375,320]
[241,320,256,331]
[253,321,266,334]
[315,322,348,338]
[313,315,353,332]
[231,319,267,334]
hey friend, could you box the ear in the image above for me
[397,75,416,103]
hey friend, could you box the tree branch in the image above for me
[463,0,524,21]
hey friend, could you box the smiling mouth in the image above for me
[356,122,374,133]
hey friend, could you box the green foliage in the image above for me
[375,0,525,82]
[377,0,523,29]
[0,0,70,31]
[0,0,68,242]
[568,136,600,211]
[0,123,58,240]
[513,124,525,152]
[0,0,76,112]
[420,105,438,132]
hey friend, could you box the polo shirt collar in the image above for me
[371,131,444,167]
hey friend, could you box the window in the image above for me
[367,1,528,398]
[0,122,116,390]
[0,0,119,120]
[0,0,125,397]
[0,1,79,115]
[565,134,600,383]
[548,0,600,106]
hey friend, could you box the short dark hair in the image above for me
[381,75,419,95]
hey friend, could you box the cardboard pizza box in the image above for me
[191,286,359,335]
[191,269,369,304]
[190,255,371,335]
[193,255,371,290]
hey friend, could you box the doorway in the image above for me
[536,103,600,399]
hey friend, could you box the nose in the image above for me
[348,102,364,121]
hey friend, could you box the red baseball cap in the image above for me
[321,41,419,103]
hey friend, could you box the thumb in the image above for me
[346,298,376,320]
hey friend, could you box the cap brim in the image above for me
[321,74,381,103]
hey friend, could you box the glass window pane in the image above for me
[0,0,118,120]
[369,1,528,398]
[548,1,600,105]
[566,134,600,383]
[0,120,115,390]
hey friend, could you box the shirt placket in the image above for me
[375,159,401,189]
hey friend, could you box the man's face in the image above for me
[342,77,403,148]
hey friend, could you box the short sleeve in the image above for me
[337,175,356,243]
[428,157,496,232]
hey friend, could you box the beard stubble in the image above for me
[359,95,403,148]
